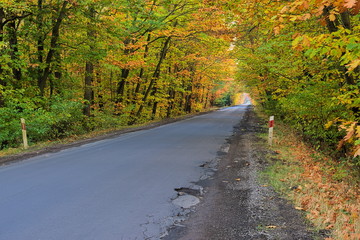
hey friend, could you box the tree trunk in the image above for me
[323,6,339,33]
[134,36,171,120]
[83,62,94,116]
[151,86,158,119]
[166,89,175,118]
[184,92,192,112]
[133,33,151,103]
[340,11,351,30]
[116,68,130,101]
[8,20,21,83]
[36,0,44,94]
[0,7,5,89]
[38,1,68,96]
[83,6,95,116]
[116,38,132,103]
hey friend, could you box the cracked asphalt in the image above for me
[0,104,248,240]
[165,107,324,240]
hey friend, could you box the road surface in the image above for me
[0,104,249,240]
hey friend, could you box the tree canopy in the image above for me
[231,0,360,162]
[0,0,359,165]
[0,0,238,149]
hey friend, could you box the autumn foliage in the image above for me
[0,0,238,148]
[270,122,360,240]
[230,0,360,163]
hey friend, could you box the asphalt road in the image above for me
[0,104,249,240]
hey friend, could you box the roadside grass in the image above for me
[0,126,129,158]
[259,117,360,240]
[0,108,219,160]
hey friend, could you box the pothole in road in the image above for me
[172,185,203,209]
[172,194,200,209]
[175,187,202,196]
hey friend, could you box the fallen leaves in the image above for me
[266,225,278,229]
[272,122,360,240]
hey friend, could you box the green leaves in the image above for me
[234,0,360,162]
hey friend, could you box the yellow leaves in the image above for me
[292,35,312,51]
[354,146,360,158]
[280,6,289,14]
[329,14,337,21]
[325,121,334,129]
[346,59,360,72]
[336,121,360,157]
[273,25,285,35]
[301,13,312,20]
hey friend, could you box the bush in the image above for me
[214,93,232,107]
[276,81,349,150]
[0,89,86,149]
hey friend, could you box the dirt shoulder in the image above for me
[165,107,325,240]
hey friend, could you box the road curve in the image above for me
[0,104,249,240]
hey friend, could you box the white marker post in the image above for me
[268,116,274,146]
[20,118,29,149]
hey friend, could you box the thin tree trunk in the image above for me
[8,20,21,84]
[37,0,44,93]
[323,6,339,33]
[0,7,5,89]
[38,1,68,96]
[116,38,132,102]
[116,68,130,102]
[0,8,4,106]
[166,89,175,118]
[133,33,151,103]
[151,86,158,119]
[134,36,171,119]
[83,6,95,116]
[340,11,351,30]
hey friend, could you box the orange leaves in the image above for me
[301,13,312,20]
[346,59,360,72]
[335,121,360,157]
[292,35,312,51]
[274,124,360,240]
[344,0,358,8]
[354,146,360,158]
[274,0,360,28]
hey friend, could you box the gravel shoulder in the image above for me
[165,107,323,240]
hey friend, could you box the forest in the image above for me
[0,0,359,165]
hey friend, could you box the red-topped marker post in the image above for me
[268,116,274,146]
[20,118,29,149]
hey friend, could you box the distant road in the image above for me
[0,104,249,240]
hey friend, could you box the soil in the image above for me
[164,107,326,240]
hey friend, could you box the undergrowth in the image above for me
[260,114,360,240]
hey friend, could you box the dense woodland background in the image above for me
[0,0,359,165]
